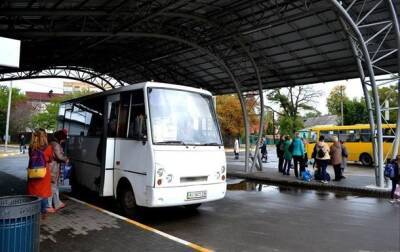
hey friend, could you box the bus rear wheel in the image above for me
[118,184,140,217]
[360,153,373,166]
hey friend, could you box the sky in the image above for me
[0,77,365,115]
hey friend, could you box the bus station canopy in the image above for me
[0,0,397,94]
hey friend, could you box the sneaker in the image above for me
[56,203,66,210]
[389,200,396,204]
[321,180,328,184]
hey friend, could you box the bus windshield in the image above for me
[148,88,222,146]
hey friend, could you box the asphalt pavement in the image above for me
[0,155,399,252]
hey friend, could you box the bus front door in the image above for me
[100,94,120,196]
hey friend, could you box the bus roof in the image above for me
[302,124,396,131]
[61,82,213,104]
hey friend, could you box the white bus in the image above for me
[57,82,227,215]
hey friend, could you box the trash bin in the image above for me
[0,195,41,252]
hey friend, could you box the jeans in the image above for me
[283,159,292,175]
[391,178,399,199]
[318,160,329,181]
[293,156,304,178]
[40,198,48,214]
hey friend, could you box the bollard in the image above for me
[0,195,41,252]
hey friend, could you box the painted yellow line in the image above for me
[65,195,213,252]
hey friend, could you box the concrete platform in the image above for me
[40,197,207,252]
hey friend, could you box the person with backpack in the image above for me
[48,130,69,211]
[291,132,305,178]
[282,135,293,175]
[276,135,285,173]
[27,129,54,214]
[385,158,400,203]
[315,135,330,183]
[329,136,343,181]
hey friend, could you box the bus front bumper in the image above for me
[146,182,226,207]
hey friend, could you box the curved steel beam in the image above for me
[386,0,400,159]
[330,0,385,187]
[0,66,126,90]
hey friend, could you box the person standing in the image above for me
[282,135,293,175]
[330,136,343,181]
[19,134,26,154]
[260,137,267,163]
[315,135,330,183]
[48,130,69,211]
[340,140,348,179]
[234,138,240,160]
[292,132,305,178]
[389,158,399,203]
[27,129,53,214]
[276,135,285,172]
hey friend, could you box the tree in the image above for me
[327,85,369,125]
[267,86,320,135]
[10,101,34,134]
[0,86,26,138]
[216,94,259,138]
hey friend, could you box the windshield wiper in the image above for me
[202,142,221,146]
[155,140,187,145]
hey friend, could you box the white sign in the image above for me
[0,37,21,68]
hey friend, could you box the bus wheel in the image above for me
[184,203,202,210]
[360,153,373,166]
[118,184,140,217]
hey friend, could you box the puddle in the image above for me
[227,180,361,200]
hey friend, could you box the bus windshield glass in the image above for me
[148,88,222,146]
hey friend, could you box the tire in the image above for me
[118,184,140,217]
[360,153,373,166]
[184,203,202,210]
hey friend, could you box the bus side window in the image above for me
[360,129,371,142]
[128,90,147,140]
[383,128,394,142]
[107,102,119,138]
[320,130,338,142]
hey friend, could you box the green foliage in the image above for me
[0,85,26,137]
[304,111,322,118]
[327,84,371,125]
[267,86,319,135]
[278,115,304,136]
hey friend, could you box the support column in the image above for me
[331,0,385,186]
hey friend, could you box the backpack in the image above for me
[28,149,47,179]
[317,146,325,158]
[384,162,396,179]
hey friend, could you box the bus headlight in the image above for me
[221,165,226,173]
[166,174,173,183]
[157,168,165,177]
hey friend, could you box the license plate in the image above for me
[186,191,207,200]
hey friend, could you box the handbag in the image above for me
[28,149,47,179]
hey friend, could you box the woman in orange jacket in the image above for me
[27,129,53,214]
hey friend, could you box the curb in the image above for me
[227,171,391,198]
